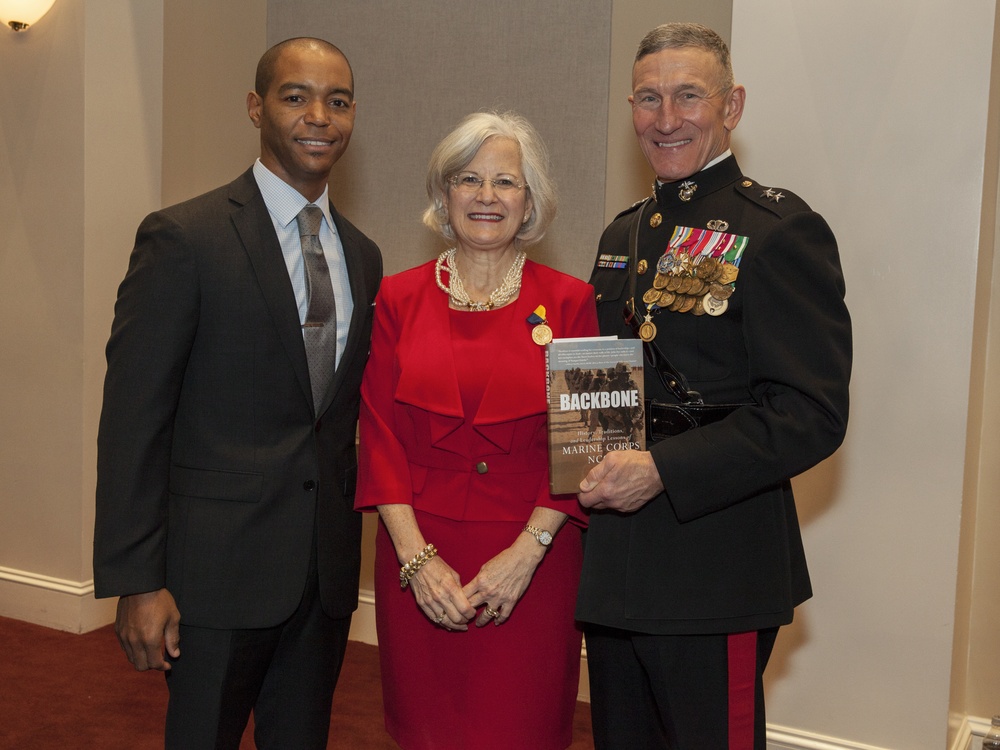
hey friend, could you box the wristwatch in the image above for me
[523,524,553,547]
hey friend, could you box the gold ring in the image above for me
[435,614,445,623]
[484,606,500,619]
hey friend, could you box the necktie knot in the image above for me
[296,205,323,238]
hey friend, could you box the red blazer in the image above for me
[356,258,598,524]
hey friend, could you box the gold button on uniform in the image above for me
[476,461,488,474]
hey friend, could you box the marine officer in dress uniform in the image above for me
[576,22,852,750]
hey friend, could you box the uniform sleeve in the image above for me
[533,279,600,524]
[355,280,414,510]
[651,211,852,522]
[93,211,200,598]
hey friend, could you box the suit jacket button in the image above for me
[476,461,488,474]
[303,480,316,491]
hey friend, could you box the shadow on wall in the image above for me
[793,452,844,529]
[764,452,844,682]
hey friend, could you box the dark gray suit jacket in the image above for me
[94,168,382,629]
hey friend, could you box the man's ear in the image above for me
[724,85,746,132]
[247,91,263,128]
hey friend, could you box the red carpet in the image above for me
[0,615,593,748]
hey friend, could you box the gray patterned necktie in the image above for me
[296,205,337,412]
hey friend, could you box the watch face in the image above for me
[538,530,553,546]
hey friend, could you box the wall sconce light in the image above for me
[0,0,56,31]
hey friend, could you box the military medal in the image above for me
[640,226,749,318]
[702,292,729,317]
[527,306,553,345]
[717,263,739,285]
[709,282,733,300]
[532,326,553,345]
[642,287,662,305]
[638,314,657,342]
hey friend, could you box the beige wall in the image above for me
[3,1,1000,747]
[1,0,85,589]
[953,0,1000,728]
[0,0,164,631]
[732,1,1000,747]
[162,0,264,205]
[0,0,264,630]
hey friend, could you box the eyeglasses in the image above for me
[448,172,527,193]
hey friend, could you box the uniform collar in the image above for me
[652,154,742,209]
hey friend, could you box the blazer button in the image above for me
[476,462,488,474]
[303,480,316,491]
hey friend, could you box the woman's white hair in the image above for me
[422,111,556,247]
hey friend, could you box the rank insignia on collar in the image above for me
[597,254,628,269]
[761,187,785,202]
[678,181,697,202]
[707,219,729,231]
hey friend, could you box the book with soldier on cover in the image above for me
[545,337,645,494]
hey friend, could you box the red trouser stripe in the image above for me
[728,631,758,750]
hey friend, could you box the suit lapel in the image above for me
[394,271,463,417]
[228,171,313,408]
[396,260,549,428]
[406,262,547,454]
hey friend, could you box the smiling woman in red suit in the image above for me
[355,111,598,750]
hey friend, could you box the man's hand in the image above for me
[577,450,664,512]
[114,588,181,672]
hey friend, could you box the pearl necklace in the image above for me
[435,248,526,311]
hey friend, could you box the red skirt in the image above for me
[374,511,583,750]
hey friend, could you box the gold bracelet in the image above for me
[399,543,437,590]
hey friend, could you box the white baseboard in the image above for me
[0,566,117,633]
[767,716,996,750]
[952,715,991,750]
[766,724,893,750]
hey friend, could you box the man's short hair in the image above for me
[635,23,734,91]
[254,37,354,97]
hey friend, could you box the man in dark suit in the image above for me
[577,23,851,750]
[94,37,382,749]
